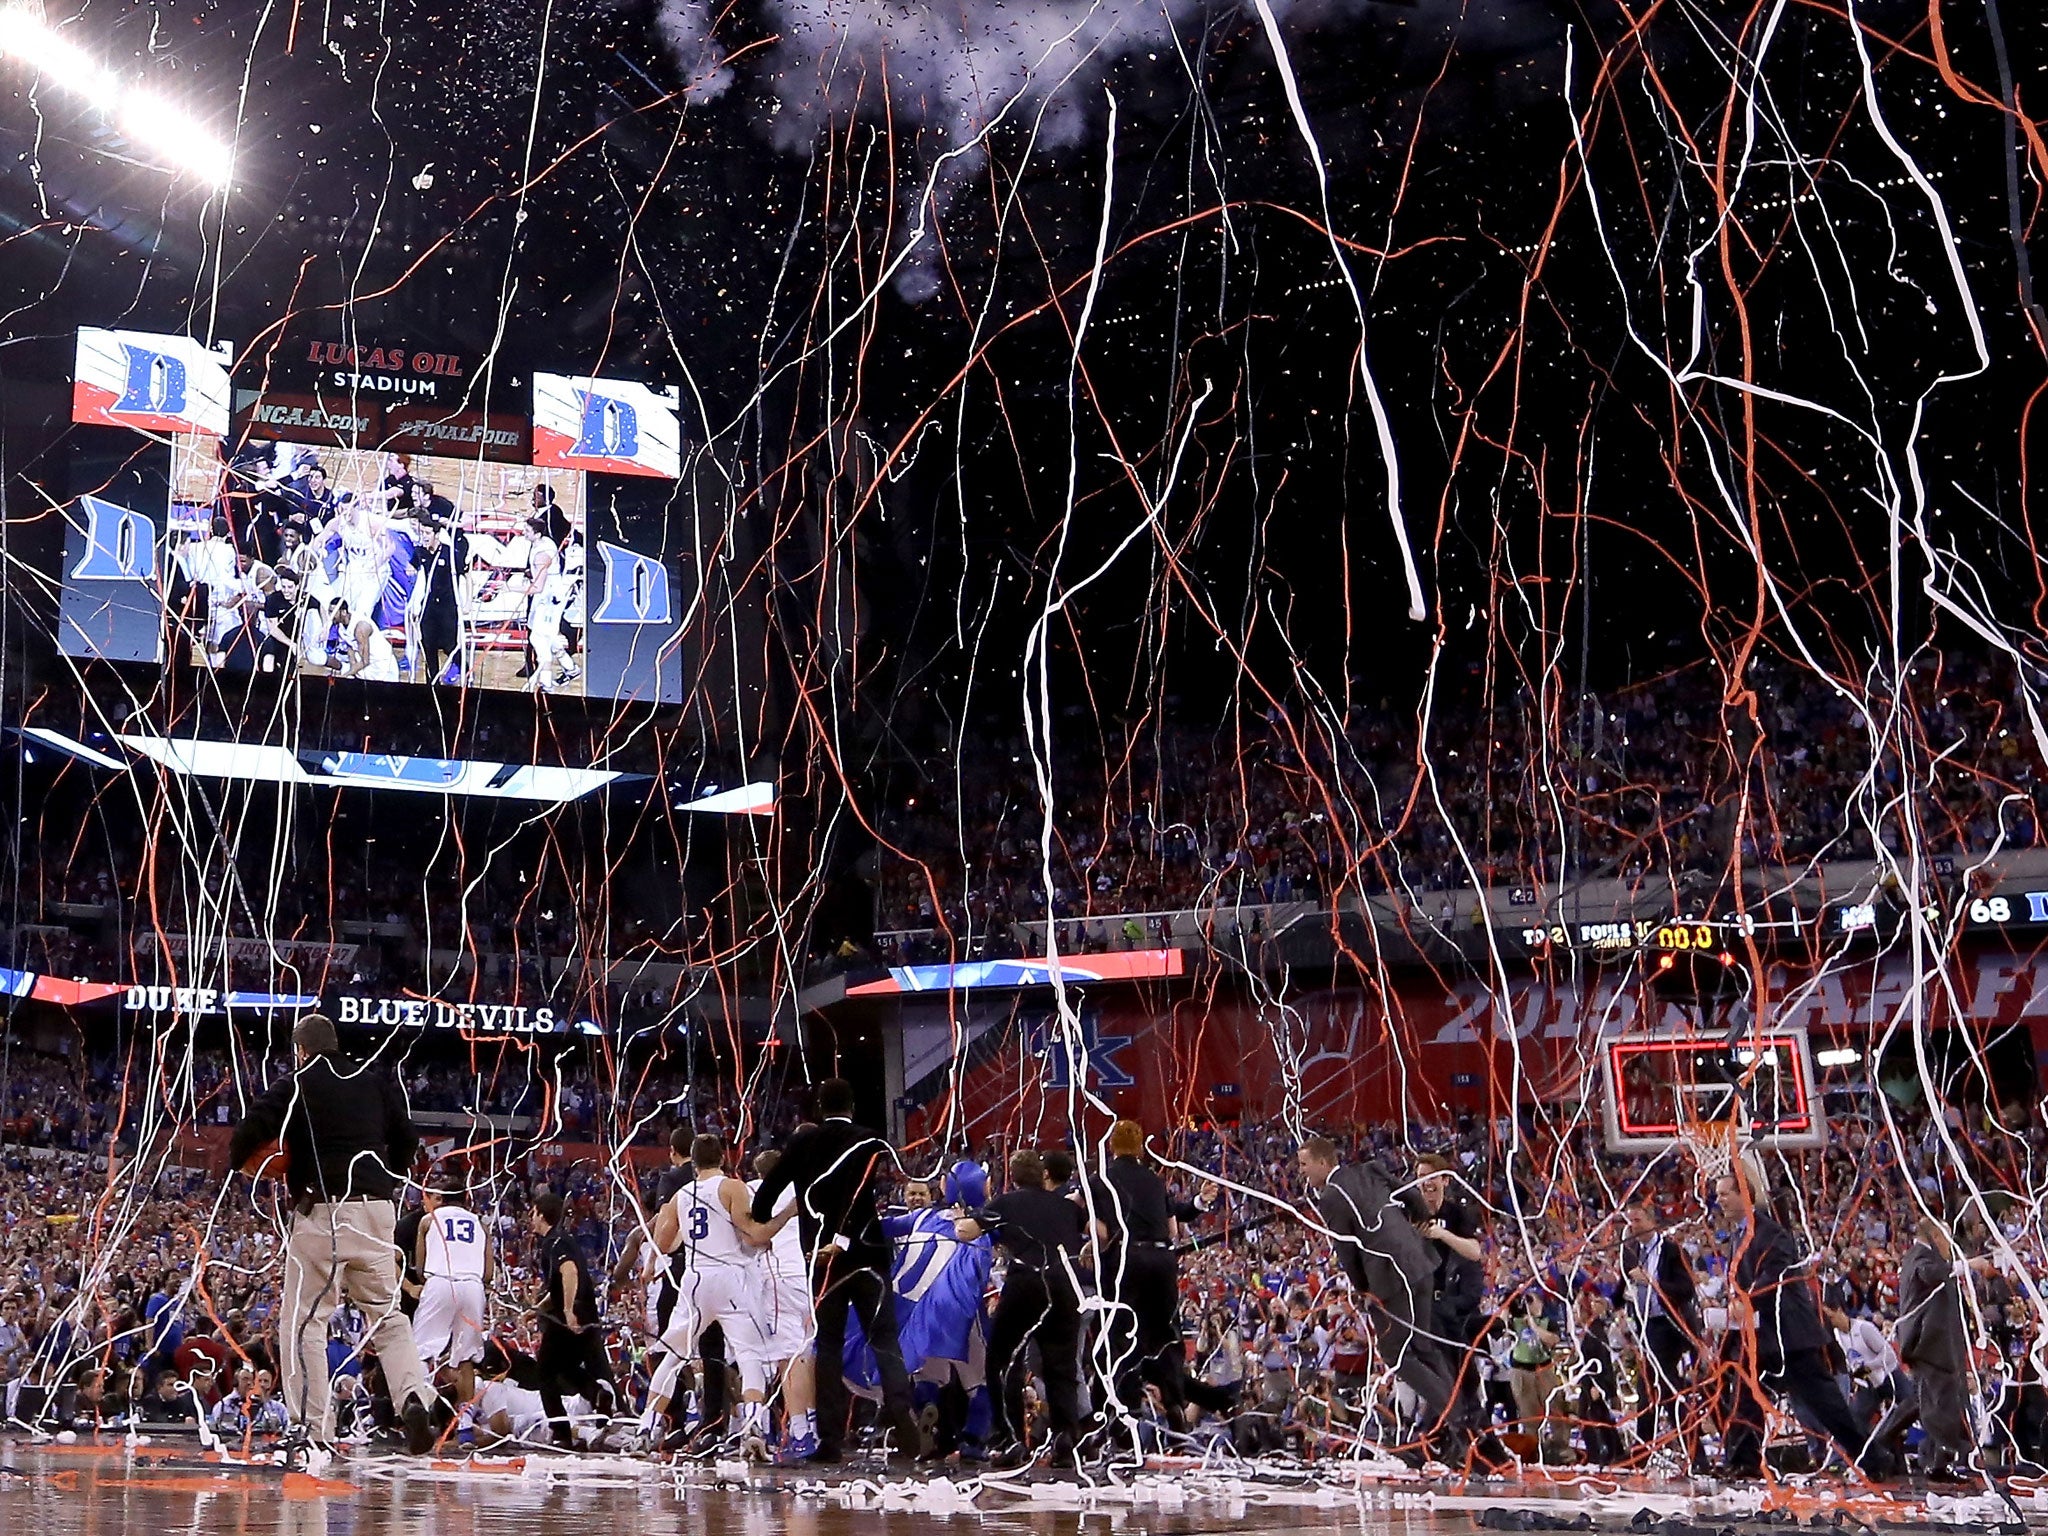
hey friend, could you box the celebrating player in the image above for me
[412,1171,492,1411]
[731,1147,820,1460]
[642,1133,791,1451]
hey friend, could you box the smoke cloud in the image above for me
[655,0,1215,297]
[653,0,1550,298]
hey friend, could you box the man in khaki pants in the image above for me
[230,1013,436,1459]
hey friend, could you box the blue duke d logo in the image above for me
[114,344,188,417]
[593,542,671,625]
[573,390,639,458]
[70,496,158,582]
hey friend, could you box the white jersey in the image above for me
[560,539,586,627]
[354,625,400,681]
[479,1379,591,1444]
[731,1178,815,1367]
[746,1178,804,1284]
[640,1237,669,1336]
[543,538,583,608]
[335,515,388,619]
[183,537,243,645]
[424,1206,488,1281]
[1836,1317,1899,1383]
[526,534,560,613]
[670,1171,748,1270]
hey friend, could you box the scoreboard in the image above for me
[1515,895,1971,957]
[1513,914,1764,956]
[1965,890,2048,931]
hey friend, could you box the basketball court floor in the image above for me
[8,1437,2043,1536]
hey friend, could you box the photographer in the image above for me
[1506,1289,1570,1461]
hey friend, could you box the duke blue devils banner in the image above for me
[584,540,683,704]
[59,495,164,664]
[72,328,233,438]
[530,373,683,479]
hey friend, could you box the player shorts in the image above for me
[728,1272,816,1367]
[413,1277,487,1366]
[658,1263,763,1356]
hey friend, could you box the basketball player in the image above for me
[345,615,401,682]
[608,1188,682,1448]
[642,1134,792,1447]
[516,504,559,682]
[472,1342,599,1449]
[527,522,583,693]
[413,1174,491,1409]
[329,497,391,629]
[732,1147,820,1459]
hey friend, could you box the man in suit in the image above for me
[1298,1136,1456,1451]
[407,482,468,686]
[751,1078,924,1461]
[1086,1118,1228,1426]
[1872,1214,1977,1478]
[1715,1166,1890,1477]
[1621,1197,1701,1462]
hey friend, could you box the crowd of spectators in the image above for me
[0,1046,793,1163]
[3,1022,2041,1474]
[13,651,2044,1007]
[1131,1094,2048,1467]
[867,652,2045,946]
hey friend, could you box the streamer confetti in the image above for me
[0,0,2045,1488]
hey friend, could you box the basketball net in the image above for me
[1676,1108,1743,1186]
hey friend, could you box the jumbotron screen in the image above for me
[57,327,687,705]
[167,434,591,692]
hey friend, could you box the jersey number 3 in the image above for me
[689,1206,710,1242]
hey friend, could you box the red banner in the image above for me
[901,941,2048,1144]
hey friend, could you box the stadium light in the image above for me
[1815,1047,1862,1068]
[120,90,235,184]
[0,5,233,186]
[0,7,116,108]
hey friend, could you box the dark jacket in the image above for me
[1578,1320,1619,1404]
[1317,1161,1438,1323]
[750,1116,894,1270]
[227,1054,418,1203]
[1622,1226,1703,1339]
[1730,1210,1826,1368]
[1402,1188,1485,1329]
[1894,1240,1970,1374]
[1088,1155,1194,1245]
[410,526,468,608]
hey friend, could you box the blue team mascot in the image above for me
[845,1159,995,1456]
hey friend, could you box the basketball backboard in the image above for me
[1599,1027,1824,1153]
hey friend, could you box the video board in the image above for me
[56,327,686,705]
